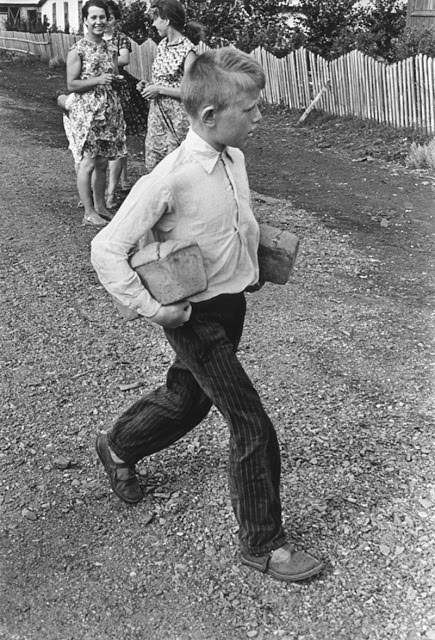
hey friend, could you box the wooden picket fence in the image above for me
[252,46,435,134]
[1,30,434,133]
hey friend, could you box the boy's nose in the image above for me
[253,106,262,123]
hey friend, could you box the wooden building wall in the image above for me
[407,0,435,28]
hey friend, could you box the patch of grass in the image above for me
[48,55,64,69]
[0,49,39,63]
[406,138,435,170]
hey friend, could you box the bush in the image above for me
[391,25,435,59]
[406,138,435,170]
[48,55,64,68]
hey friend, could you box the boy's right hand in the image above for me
[150,302,192,329]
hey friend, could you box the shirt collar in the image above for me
[184,128,233,174]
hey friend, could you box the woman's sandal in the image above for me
[82,212,108,227]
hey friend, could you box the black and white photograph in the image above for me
[0,1,434,638]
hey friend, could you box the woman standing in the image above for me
[65,0,127,226]
[138,0,202,171]
[104,0,148,206]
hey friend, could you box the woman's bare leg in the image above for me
[106,157,124,208]
[93,156,114,219]
[77,157,107,226]
[119,156,129,190]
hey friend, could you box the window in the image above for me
[78,0,83,31]
[64,1,69,31]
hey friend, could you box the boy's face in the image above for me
[211,87,262,150]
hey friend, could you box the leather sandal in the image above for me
[96,433,143,504]
[82,212,108,227]
[241,542,324,582]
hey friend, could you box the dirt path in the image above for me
[0,55,434,640]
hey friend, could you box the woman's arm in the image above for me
[139,50,197,100]
[66,49,115,93]
[118,46,130,69]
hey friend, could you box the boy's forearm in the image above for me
[90,238,162,318]
[90,176,169,318]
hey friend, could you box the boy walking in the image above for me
[91,48,324,582]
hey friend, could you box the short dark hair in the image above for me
[106,0,122,21]
[82,0,109,20]
[181,48,265,117]
[150,0,185,32]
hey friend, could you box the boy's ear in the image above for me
[199,105,216,128]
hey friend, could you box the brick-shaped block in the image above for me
[258,224,300,285]
[130,239,208,305]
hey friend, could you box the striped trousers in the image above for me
[108,293,286,555]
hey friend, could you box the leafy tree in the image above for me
[356,0,407,60]
[118,0,410,61]
[289,0,364,58]
[119,0,151,44]
[184,0,296,53]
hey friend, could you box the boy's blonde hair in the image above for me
[181,48,265,117]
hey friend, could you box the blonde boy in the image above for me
[91,48,324,582]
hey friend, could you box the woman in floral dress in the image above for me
[138,0,202,171]
[104,1,148,206]
[65,0,127,226]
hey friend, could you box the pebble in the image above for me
[53,456,71,470]
[22,508,37,521]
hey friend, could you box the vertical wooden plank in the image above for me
[369,54,376,121]
[396,61,403,128]
[282,52,293,108]
[293,49,301,109]
[417,53,425,131]
[361,52,367,119]
[308,51,319,106]
[367,54,374,121]
[402,59,408,129]
[330,58,339,116]
[423,54,431,133]
[343,53,350,117]
[384,63,389,126]
[408,57,416,129]
[395,60,401,128]
[304,47,311,107]
[262,48,271,104]
[350,51,356,116]
[328,58,334,115]
[333,55,340,116]
[387,63,394,127]
[291,50,300,109]
[429,56,435,133]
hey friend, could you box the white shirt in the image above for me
[91,128,260,318]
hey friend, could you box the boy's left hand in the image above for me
[150,301,192,329]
